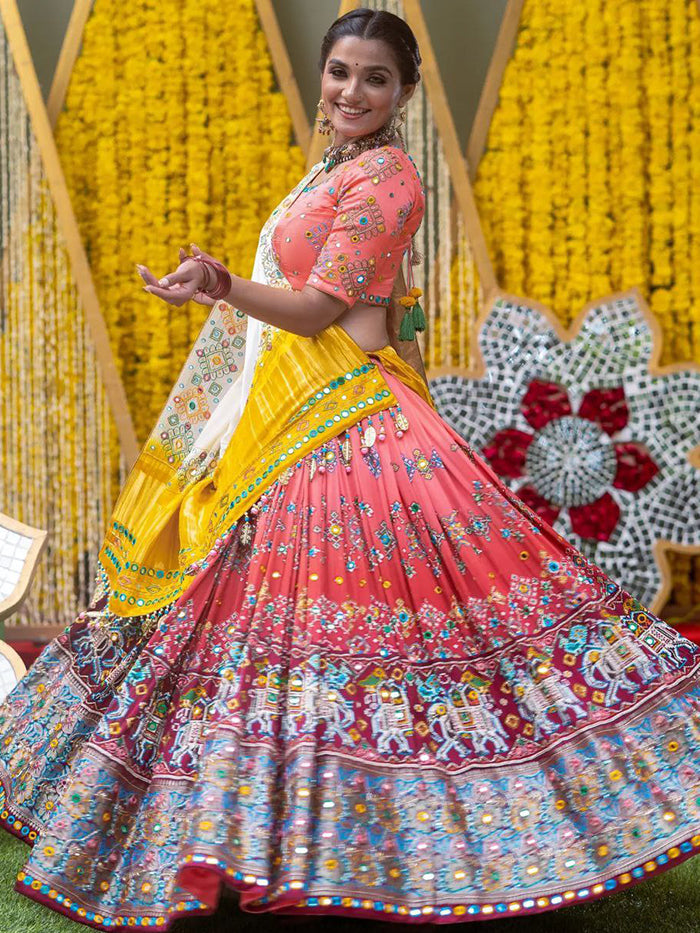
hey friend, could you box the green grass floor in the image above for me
[1,829,699,933]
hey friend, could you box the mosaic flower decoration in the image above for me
[429,291,700,610]
[482,378,659,541]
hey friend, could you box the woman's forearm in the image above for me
[140,253,347,337]
[225,275,345,338]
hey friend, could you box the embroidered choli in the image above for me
[271,145,425,308]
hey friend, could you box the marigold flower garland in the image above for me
[55,0,304,443]
[470,0,700,604]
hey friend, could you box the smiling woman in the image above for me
[2,6,700,932]
[318,8,420,155]
[320,37,414,145]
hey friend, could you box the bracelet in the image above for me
[189,255,232,301]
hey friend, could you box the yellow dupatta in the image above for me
[97,162,432,619]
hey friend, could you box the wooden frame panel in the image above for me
[47,0,93,128]
[254,0,311,152]
[0,512,48,622]
[466,0,524,179]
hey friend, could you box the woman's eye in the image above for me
[328,69,384,85]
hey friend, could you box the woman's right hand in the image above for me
[177,248,215,306]
[136,244,219,307]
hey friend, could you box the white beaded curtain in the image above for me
[368,0,481,371]
[0,26,122,628]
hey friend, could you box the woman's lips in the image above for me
[335,104,370,120]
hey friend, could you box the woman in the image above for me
[1,8,700,929]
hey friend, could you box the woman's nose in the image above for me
[343,77,363,101]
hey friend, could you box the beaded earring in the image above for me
[316,98,333,135]
[398,242,426,340]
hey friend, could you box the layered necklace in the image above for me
[322,120,402,172]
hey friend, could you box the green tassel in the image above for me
[399,308,416,341]
[412,300,426,332]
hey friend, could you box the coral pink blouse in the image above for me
[272,145,425,308]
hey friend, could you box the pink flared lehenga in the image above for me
[1,146,700,929]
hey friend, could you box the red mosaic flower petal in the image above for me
[521,380,572,430]
[569,493,620,541]
[482,429,533,479]
[613,442,660,492]
[517,484,561,527]
[578,386,629,435]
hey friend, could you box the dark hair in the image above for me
[319,8,422,86]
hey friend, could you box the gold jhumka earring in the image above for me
[316,98,333,135]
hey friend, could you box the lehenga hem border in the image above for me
[10,834,700,929]
[2,789,700,929]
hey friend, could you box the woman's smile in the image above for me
[335,103,371,119]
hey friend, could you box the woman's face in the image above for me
[321,36,415,146]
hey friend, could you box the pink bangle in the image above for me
[190,255,232,301]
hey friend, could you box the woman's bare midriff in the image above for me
[336,301,390,352]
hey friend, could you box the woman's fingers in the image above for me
[158,260,201,289]
[138,260,199,305]
[190,243,217,263]
[136,264,160,286]
[139,250,217,305]
[143,283,192,306]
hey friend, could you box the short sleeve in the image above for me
[305,148,424,308]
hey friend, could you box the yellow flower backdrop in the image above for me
[471,0,700,606]
[54,0,305,443]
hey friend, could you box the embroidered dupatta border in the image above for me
[101,332,399,616]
